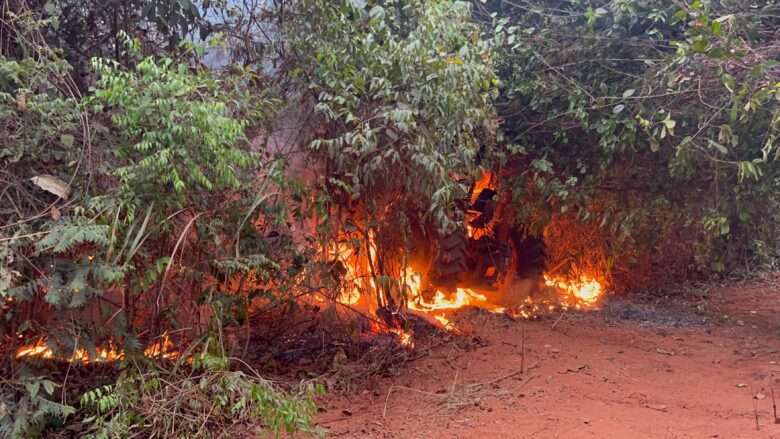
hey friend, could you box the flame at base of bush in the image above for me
[15,333,178,364]
[543,274,604,306]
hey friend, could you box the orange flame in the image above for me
[16,333,179,364]
[143,332,179,360]
[329,240,376,306]
[543,274,604,306]
[324,218,606,340]
[15,339,124,363]
[390,328,415,348]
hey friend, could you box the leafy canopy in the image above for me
[293,0,498,231]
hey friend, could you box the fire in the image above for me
[544,274,604,305]
[323,216,606,347]
[390,328,415,348]
[466,170,497,239]
[15,339,124,363]
[16,333,179,364]
[404,272,488,312]
[15,341,54,359]
[404,272,510,330]
[368,318,415,348]
[143,332,179,360]
[328,240,375,306]
[434,315,453,328]
[469,170,496,206]
[408,288,488,312]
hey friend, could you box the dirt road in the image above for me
[318,278,780,438]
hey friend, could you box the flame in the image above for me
[15,339,124,363]
[434,315,453,328]
[469,170,495,206]
[143,332,179,360]
[544,274,604,305]
[405,272,502,330]
[324,217,606,343]
[367,317,415,348]
[404,272,487,312]
[15,341,54,359]
[329,240,375,306]
[466,170,497,239]
[390,328,415,348]
[16,333,179,364]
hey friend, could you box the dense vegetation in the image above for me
[2,0,779,436]
[476,0,780,289]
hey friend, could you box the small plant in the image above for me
[78,366,323,438]
[0,375,75,438]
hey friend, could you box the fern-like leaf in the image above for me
[35,222,110,255]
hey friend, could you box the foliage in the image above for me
[0,374,75,438]
[6,0,780,435]
[0,3,84,216]
[71,340,323,439]
[290,0,498,232]
[90,54,255,210]
[77,369,321,439]
[2,4,317,437]
[476,0,780,287]
[22,0,212,89]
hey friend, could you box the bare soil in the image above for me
[316,276,780,438]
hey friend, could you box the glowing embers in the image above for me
[390,328,415,348]
[368,318,415,348]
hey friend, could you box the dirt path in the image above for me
[317,278,780,438]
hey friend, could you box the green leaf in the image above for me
[622,89,636,98]
[42,380,56,395]
[711,21,722,37]
[60,134,75,147]
[26,380,41,399]
[692,39,708,54]
[708,139,728,155]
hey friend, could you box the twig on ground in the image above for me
[754,394,761,431]
[551,310,568,330]
[521,325,526,374]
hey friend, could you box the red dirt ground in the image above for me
[316,276,780,438]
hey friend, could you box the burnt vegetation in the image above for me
[2,0,780,437]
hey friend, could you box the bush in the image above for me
[478,0,780,288]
